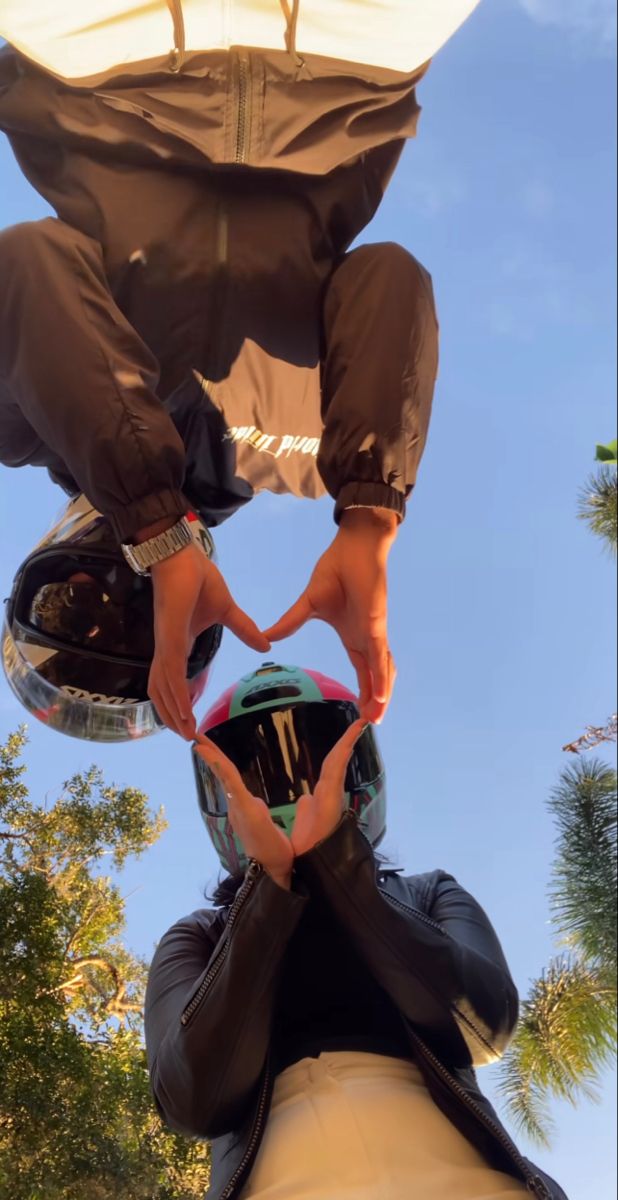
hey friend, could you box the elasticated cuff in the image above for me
[107,489,190,542]
[334,483,406,525]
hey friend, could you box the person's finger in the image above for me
[289,791,315,847]
[263,592,314,642]
[347,649,372,714]
[149,667,195,739]
[320,718,366,790]
[160,649,196,735]
[360,649,396,725]
[361,694,386,725]
[194,735,253,803]
[222,601,272,652]
[148,674,176,734]
[367,633,389,705]
[387,650,397,706]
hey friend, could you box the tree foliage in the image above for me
[578,464,618,555]
[549,759,617,984]
[498,441,618,1145]
[498,761,617,1144]
[0,730,210,1200]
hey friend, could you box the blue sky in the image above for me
[0,2,616,1196]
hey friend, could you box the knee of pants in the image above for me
[345,242,437,314]
[0,217,72,279]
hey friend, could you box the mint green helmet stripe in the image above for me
[229,665,324,718]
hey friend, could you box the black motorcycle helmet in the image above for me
[2,494,222,741]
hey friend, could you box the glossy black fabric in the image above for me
[273,885,410,1073]
[0,47,438,541]
[144,816,569,1200]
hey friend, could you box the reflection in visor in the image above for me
[195,703,383,815]
[1,620,162,742]
[29,580,154,660]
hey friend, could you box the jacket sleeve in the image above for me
[144,869,307,1140]
[318,240,439,524]
[295,814,519,1068]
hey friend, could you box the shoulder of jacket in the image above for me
[380,868,457,909]
[159,906,224,944]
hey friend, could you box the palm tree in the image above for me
[549,760,617,981]
[578,441,617,556]
[498,760,617,1145]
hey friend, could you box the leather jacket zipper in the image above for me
[181,861,262,1028]
[220,1063,272,1200]
[411,1033,554,1199]
[383,889,497,1062]
[235,52,251,163]
[383,887,448,938]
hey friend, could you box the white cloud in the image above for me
[518,0,616,50]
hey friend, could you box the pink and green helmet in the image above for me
[193,663,387,875]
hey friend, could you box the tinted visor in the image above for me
[195,701,383,815]
[13,550,154,661]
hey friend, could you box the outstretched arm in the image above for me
[266,245,439,723]
[145,876,307,1140]
[295,815,519,1069]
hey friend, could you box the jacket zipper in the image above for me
[220,1063,272,1200]
[383,888,498,1062]
[235,51,251,164]
[411,1033,553,1199]
[180,861,262,1028]
[383,887,448,938]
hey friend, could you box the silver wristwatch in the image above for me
[121,516,193,575]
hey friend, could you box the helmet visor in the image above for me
[195,701,384,815]
[12,550,154,661]
[2,618,161,742]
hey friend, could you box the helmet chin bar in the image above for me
[1,618,163,743]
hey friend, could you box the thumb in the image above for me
[264,592,314,642]
[320,719,367,790]
[290,791,316,847]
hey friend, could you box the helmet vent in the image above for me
[240,684,301,708]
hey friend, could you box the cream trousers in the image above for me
[241,1052,528,1200]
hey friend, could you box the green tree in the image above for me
[497,760,617,1145]
[0,730,210,1200]
[549,759,617,983]
[498,441,617,1146]
[578,439,617,555]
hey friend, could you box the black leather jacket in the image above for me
[145,814,568,1200]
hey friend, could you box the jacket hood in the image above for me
[0,1,482,82]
